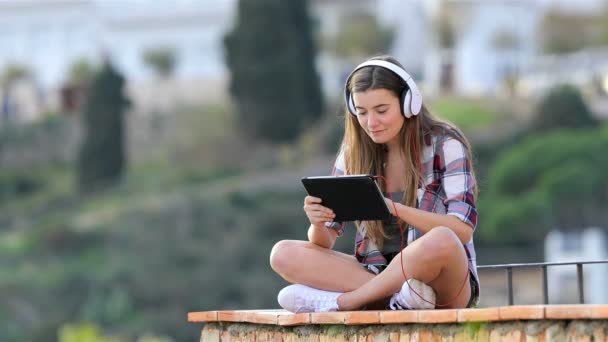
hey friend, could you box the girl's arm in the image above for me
[385,200,473,244]
[303,195,341,249]
[307,223,339,249]
[385,137,477,244]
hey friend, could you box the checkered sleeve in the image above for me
[325,149,347,236]
[439,138,478,230]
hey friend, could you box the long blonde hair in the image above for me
[342,55,477,248]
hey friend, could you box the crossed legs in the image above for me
[270,226,471,310]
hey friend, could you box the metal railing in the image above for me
[477,260,608,305]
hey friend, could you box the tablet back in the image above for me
[301,175,391,222]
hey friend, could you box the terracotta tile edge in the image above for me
[457,307,501,322]
[590,305,608,319]
[217,310,257,322]
[188,311,218,322]
[498,305,546,320]
[277,312,311,326]
[417,309,460,323]
[310,312,347,324]
[245,311,280,325]
[379,310,418,324]
[545,305,593,319]
[344,311,381,325]
[189,305,608,325]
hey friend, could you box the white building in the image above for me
[0,0,98,122]
[378,0,429,80]
[545,228,608,304]
[389,0,542,96]
[0,0,387,118]
[0,0,99,89]
[448,0,541,96]
[0,0,236,121]
[311,0,381,97]
[0,0,603,122]
[517,47,608,99]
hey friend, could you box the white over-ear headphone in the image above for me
[344,60,423,118]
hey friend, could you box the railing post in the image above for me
[477,260,608,306]
[507,267,514,305]
[542,265,548,305]
[577,264,585,304]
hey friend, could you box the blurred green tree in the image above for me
[435,0,457,50]
[77,62,130,192]
[324,13,393,58]
[491,30,521,96]
[1,64,30,123]
[479,126,608,243]
[1,64,30,87]
[142,48,176,79]
[67,59,98,86]
[62,59,98,113]
[223,0,324,143]
[540,9,608,54]
[142,47,176,115]
[531,84,598,132]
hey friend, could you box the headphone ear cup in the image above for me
[402,90,413,118]
[348,93,357,116]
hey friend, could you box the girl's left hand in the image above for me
[384,197,397,216]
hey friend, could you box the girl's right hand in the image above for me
[303,196,336,227]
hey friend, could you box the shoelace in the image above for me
[301,294,336,311]
[389,300,408,310]
[390,291,411,310]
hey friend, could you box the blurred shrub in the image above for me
[1,63,29,87]
[2,183,313,340]
[296,98,344,157]
[430,97,497,132]
[321,99,347,155]
[324,13,393,58]
[0,170,44,202]
[142,48,175,79]
[67,59,98,86]
[137,335,173,342]
[479,125,608,243]
[540,9,608,54]
[58,323,122,342]
[0,114,77,168]
[531,84,597,132]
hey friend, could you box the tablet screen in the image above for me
[301,174,392,222]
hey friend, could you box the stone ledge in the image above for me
[188,304,608,326]
[198,320,608,341]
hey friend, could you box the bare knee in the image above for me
[270,240,300,275]
[416,226,463,261]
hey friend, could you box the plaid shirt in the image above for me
[327,134,479,283]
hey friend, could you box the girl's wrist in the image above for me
[313,222,329,230]
[308,223,334,248]
[386,199,400,216]
[393,202,402,216]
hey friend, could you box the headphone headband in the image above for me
[344,60,422,118]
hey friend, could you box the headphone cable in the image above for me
[372,126,470,307]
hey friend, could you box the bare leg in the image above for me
[270,240,375,293]
[337,226,472,310]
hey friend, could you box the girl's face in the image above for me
[352,88,404,147]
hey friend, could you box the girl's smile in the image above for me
[352,88,404,149]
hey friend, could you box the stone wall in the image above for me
[201,320,608,341]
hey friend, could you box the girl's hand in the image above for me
[303,196,336,227]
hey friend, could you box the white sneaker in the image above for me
[389,278,436,310]
[277,284,341,313]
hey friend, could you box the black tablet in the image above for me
[301,174,392,222]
